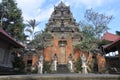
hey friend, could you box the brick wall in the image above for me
[44,46,52,62]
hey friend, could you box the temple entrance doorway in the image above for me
[58,41,67,64]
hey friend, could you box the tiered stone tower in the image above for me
[44,2,82,64]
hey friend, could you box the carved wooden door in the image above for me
[58,41,66,64]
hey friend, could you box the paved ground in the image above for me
[0,73,120,78]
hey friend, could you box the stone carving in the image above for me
[81,54,88,74]
[53,54,58,71]
[38,55,44,74]
[68,54,73,72]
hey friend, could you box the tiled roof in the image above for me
[101,32,120,42]
[0,27,24,48]
[104,37,120,49]
[103,37,120,53]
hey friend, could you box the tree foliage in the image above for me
[77,9,113,51]
[84,8,113,38]
[98,40,111,48]
[0,0,26,41]
[74,57,82,73]
[43,61,51,73]
[116,31,120,36]
[27,30,53,51]
[25,19,40,40]
[12,55,25,73]
[78,22,98,51]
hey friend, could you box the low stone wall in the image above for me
[0,74,120,80]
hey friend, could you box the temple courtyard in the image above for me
[0,1,120,79]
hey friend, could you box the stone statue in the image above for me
[39,55,44,64]
[38,61,43,74]
[81,54,88,74]
[38,55,44,74]
[53,54,58,71]
[68,54,73,72]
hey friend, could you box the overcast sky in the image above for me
[1,0,120,34]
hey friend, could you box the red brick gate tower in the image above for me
[44,2,82,64]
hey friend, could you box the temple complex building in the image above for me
[43,2,82,64]
[23,2,114,73]
[0,27,24,74]
[101,32,120,73]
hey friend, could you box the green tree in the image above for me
[77,23,97,51]
[0,3,3,27]
[43,61,51,73]
[74,57,82,73]
[31,31,53,50]
[84,8,113,38]
[0,0,26,41]
[116,31,120,36]
[12,55,25,73]
[98,40,111,48]
[77,9,113,51]
[25,19,40,40]
[27,31,44,50]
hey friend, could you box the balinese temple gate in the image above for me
[43,2,82,71]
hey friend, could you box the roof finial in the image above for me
[58,0,66,7]
[61,0,64,2]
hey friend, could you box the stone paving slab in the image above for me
[0,73,120,80]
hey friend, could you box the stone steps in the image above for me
[57,64,70,73]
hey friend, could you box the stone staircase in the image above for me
[57,64,70,73]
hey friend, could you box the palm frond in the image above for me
[25,28,32,34]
